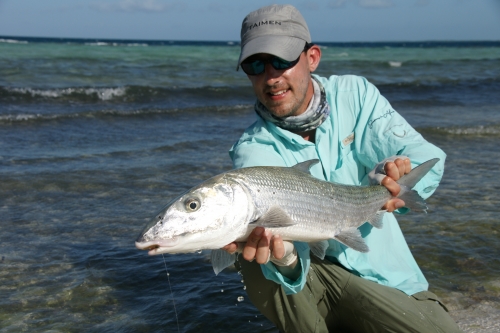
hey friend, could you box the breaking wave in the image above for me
[3,86,127,101]
[0,85,254,103]
[0,38,28,44]
[420,124,500,137]
[0,104,252,124]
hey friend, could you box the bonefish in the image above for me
[136,158,439,274]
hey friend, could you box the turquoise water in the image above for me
[1,37,499,332]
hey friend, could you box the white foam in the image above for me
[0,114,40,121]
[389,61,402,67]
[84,42,148,47]
[0,38,28,44]
[9,87,126,101]
[85,42,111,46]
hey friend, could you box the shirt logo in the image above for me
[368,109,395,129]
[342,133,355,146]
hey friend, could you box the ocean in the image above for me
[0,36,499,332]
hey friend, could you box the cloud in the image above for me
[358,0,394,8]
[90,0,184,13]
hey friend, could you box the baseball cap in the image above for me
[236,4,311,70]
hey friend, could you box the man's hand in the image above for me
[381,157,411,212]
[223,227,283,263]
[222,227,300,279]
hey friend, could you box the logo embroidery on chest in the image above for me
[342,133,355,146]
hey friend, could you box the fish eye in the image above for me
[185,198,200,212]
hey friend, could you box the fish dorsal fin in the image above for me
[367,210,386,229]
[334,228,369,253]
[210,249,236,275]
[251,206,296,228]
[292,159,320,174]
[397,158,439,189]
[309,240,329,260]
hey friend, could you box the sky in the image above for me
[0,0,499,42]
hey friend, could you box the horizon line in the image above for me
[1,35,499,45]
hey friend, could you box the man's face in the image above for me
[246,48,319,118]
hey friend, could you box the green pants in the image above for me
[236,255,461,333]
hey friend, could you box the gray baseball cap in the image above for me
[236,4,311,70]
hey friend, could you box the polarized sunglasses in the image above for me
[241,43,314,76]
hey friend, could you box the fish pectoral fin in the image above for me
[292,159,320,174]
[334,228,369,253]
[252,206,296,228]
[367,210,386,229]
[210,249,236,275]
[309,240,329,260]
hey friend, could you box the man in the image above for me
[223,4,461,333]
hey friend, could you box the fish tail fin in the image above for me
[398,190,429,213]
[397,158,440,213]
[397,158,439,189]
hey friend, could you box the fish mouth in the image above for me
[135,237,179,255]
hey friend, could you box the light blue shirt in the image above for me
[229,74,446,296]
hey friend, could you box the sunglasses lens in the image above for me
[271,57,295,70]
[241,60,265,75]
[241,52,303,75]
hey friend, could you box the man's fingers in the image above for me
[383,198,405,212]
[242,227,263,261]
[384,161,400,181]
[381,176,400,197]
[222,242,238,254]
[242,227,273,264]
[271,235,285,260]
[255,230,272,264]
[395,159,405,178]
[403,158,411,175]
[385,158,411,181]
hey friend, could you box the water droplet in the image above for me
[241,279,244,283]
[243,286,246,290]
[237,296,244,302]
[221,289,224,292]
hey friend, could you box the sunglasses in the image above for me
[241,43,314,76]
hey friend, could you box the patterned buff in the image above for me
[254,76,330,133]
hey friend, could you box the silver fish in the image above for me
[136,158,439,274]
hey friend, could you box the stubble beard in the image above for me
[261,81,309,119]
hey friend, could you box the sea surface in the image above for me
[1,36,499,332]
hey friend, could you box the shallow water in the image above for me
[1,37,499,332]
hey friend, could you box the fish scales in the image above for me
[227,166,390,241]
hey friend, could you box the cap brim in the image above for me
[237,36,306,70]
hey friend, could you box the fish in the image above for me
[135,158,439,274]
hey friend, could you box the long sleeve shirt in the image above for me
[229,74,446,296]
